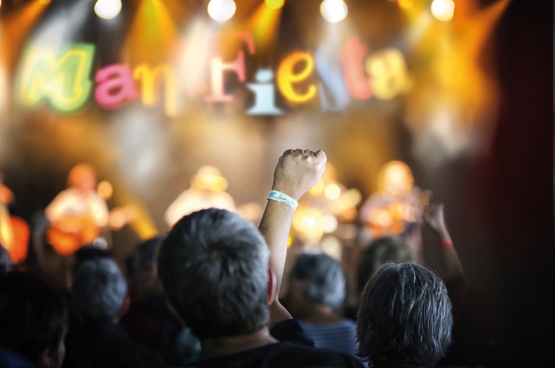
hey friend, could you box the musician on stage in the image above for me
[359,161,428,263]
[45,163,109,255]
[165,165,235,228]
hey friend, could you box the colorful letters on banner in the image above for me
[15,35,412,115]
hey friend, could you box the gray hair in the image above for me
[290,252,346,308]
[157,208,270,340]
[72,258,127,320]
[357,262,453,367]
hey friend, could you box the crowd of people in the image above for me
[0,149,466,368]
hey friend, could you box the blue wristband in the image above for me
[268,190,298,210]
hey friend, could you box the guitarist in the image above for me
[46,164,109,255]
[359,161,428,264]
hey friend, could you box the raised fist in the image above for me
[272,149,327,201]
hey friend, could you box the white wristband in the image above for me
[268,190,298,210]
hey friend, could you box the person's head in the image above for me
[288,252,346,316]
[377,161,414,197]
[72,246,113,279]
[0,272,67,368]
[357,236,412,294]
[131,237,165,298]
[71,258,128,322]
[0,244,13,275]
[67,163,96,193]
[357,263,452,367]
[157,208,271,341]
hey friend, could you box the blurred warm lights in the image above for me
[97,180,113,200]
[324,183,341,200]
[265,0,285,10]
[293,208,325,243]
[431,0,455,22]
[320,0,348,23]
[38,0,51,4]
[94,0,122,20]
[207,0,237,22]
[322,214,338,233]
[397,0,414,10]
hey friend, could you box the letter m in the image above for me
[16,43,95,112]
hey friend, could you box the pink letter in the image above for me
[205,51,246,103]
[95,64,137,109]
[341,37,373,100]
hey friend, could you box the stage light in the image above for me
[431,0,455,22]
[38,0,52,4]
[207,0,236,22]
[94,0,122,20]
[320,0,348,23]
[324,183,341,200]
[265,0,284,10]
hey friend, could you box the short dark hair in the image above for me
[157,209,270,340]
[0,272,67,362]
[357,263,452,367]
[72,258,127,320]
[357,237,412,293]
[290,252,346,308]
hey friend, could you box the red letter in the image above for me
[341,37,372,100]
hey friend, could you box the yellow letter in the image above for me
[277,52,317,103]
[17,43,95,112]
[134,64,177,116]
[365,49,412,100]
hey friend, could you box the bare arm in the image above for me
[258,149,327,326]
[424,203,466,314]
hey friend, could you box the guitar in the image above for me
[46,213,100,256]
[0,181,30,264]
[365,190,432,237]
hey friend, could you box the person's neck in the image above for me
[200,327,278,360]
[302,304,344,325]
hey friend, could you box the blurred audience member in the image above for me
[164,165,235,228]
[63,259,163,368]
[288,253,358,355]
[357,263,453,368]
[0,272,67,368]
[0,244,13,275]
[357,236,412,295]
[157,149,362,367]
[121,237,200,365]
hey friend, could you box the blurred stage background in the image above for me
[0,0,553,365]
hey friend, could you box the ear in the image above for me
[267,269,277,306]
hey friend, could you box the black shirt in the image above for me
[186,342,364,368]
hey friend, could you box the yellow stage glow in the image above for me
[207,0,236,22]
[265,0,285,10]
[39,0,51,4]
[324,183,341,200]
[431,0,455,22]
[320,0,348,24]
[94,0,122,20]
[397,0,414,10]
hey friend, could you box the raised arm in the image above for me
[259,149,326,325]
[424,203,466,314]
